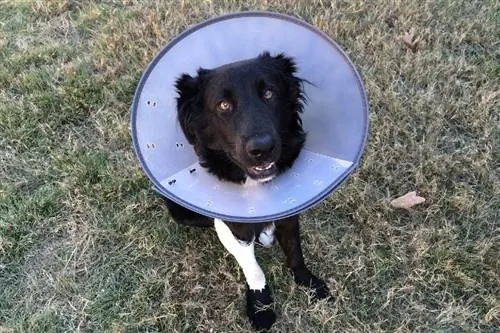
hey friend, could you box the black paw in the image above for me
[246,285,276,331]
[293,269,331,300]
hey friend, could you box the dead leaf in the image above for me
[402,28,419,53]
[391,191,426,210]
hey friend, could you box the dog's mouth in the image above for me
[246,162,277,181]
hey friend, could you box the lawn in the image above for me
[0,0,498,332]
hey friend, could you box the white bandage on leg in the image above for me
[257,223,275,248]
[214,218,266,291]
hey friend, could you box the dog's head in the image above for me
[175,52,306,182]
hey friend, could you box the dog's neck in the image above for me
[243,177,275,186]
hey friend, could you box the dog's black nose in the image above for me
[246,134,275,159]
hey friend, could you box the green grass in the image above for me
[0,0,498,332]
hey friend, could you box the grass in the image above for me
[0,0,498,332]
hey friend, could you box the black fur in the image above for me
[246,285,275,331]
[275,215,330,300]
[164,52,330,330]
[175,52,306,184]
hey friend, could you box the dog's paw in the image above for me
[308,275,330,300]
[246,285,276,331]
[293,269,331,301]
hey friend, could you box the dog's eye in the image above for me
[263,89,273,100]
[217,100,232,112]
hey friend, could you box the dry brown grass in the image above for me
[0,0,498,332]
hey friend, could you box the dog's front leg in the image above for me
[275,215,330,300]
[214,219,276,330]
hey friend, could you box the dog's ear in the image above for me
[260,52,306,113]
[259,51,298,76]
[175,73,198,107]
[175,69,209,144]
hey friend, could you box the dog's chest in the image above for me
[243,178,276,247]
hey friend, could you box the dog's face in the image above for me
[175,52,305,182]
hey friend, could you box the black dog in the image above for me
[165,52,330,330]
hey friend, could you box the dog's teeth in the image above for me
[254,163,274,171]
